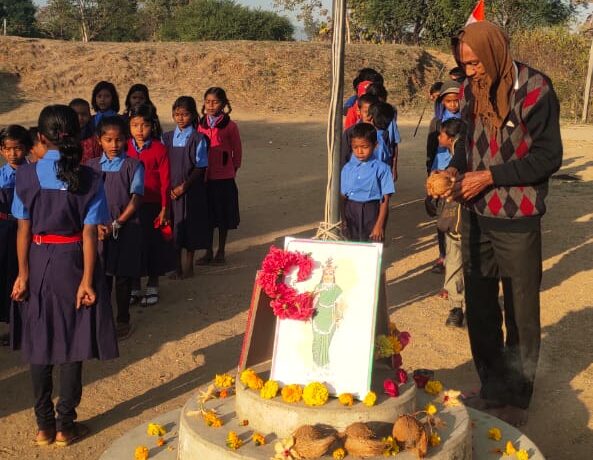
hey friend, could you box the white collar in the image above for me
[513,61,519,90]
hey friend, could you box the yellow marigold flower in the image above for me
[516,449,530,460]
[260,380,279,399]
[375,335,395,358]
[146,423,167,437]
[202,409,223,428]
[281,384,303,403]
[338,393,354,406]
[388,321,398,335]
[134,446,149,460]
[239,368,264,390]
[381,436,399,456]
[226,431,243,450]
[425,403,438,416]
[487,427,502,441]
[303,382,329,406]
[252,432,266,446]
[505,441,517,456]
[388,335,402,354]
[363,391,377,407]
[424,380,444,395]
[214,373,235,389]
[332,447,346,459]
[429,432,441,447]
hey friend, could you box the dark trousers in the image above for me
[106,276,131,324]
[343,199,380,242]
[31,362,82,431]
[437,229,446,260]
[462,210,542,409]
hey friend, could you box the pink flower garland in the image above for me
[257,246,315,321]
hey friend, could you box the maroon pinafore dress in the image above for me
[10,163,118,364]
[163,130,210,250]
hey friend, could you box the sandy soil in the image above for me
[0,105,592,459]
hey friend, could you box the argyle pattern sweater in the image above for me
[451,62,563,227]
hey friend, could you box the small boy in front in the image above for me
[341,123,395,242]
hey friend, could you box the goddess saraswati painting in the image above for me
[271,238,382,397]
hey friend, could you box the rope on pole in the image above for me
[315,0,346,241]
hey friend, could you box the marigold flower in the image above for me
[146,423,167,437]
[425,403,438,416]
[375,335,395,358]
[281,384,303,403]
[332,447,346,459]
[226,431,243,450]
[487,427,502,441]
[338,393,354,406]
[219,389,229,399]
[134,446,149,460]
[202,409,223,427]
[516,449,530,460]
[240,368,264,390]
[303,382,329,406]
[214,373,235,389]
[505,441,517,456]
[156,438,166,447]
[252,432,266,446]
[239,419,249,426]
[429,432,441,447]
[260,380,279,399]
[382,436,399,456]
[388,335,403,354]
[424,380,444,395]
[363,391,377,407]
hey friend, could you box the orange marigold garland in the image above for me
[257,246,315,320]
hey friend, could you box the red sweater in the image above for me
[127,139,170,206]
[198,114,242,180]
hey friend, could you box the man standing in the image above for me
[446,21,563,426]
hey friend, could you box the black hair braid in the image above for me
[38,105,84,193]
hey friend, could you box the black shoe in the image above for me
[445,307,464,328]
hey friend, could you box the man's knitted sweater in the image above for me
[450,62,563,231]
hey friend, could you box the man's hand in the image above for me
[451,170,494,201]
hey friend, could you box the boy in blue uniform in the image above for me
[341,123,395,242]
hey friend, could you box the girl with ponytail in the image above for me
[10,104,118,447]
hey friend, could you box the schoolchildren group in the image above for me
[0,68,454,447]
[0,81,242,446]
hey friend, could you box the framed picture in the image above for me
[270,237,383,398]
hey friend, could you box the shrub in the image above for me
[512,27,590,121]
[160,0,294,41]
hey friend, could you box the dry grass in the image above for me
[0,36,445,115]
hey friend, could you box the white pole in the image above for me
[3,18,6,36]
[582,38,593,123]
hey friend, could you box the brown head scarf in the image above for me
[452,21,514,132]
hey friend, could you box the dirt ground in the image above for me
[0,103,592,460]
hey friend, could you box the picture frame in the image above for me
[270,237,383,398]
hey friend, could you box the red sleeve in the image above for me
[157,143,171,207]
[344,105,359,130]
[230,122,242,169]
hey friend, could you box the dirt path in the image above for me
[0,110,592,459]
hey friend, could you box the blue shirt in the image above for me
[0,163,16,189]
[341,156,395,203]
[92,109,118,127]
[172,126,209,168]
[431,109,461,171]
[11,150,110,224]
[374,129,392,164]
[131,138,152,154]
[99,152,145,195]
[388,118,401,145]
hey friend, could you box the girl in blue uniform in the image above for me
[11,105,118,447]
[88,116,144,339]
[0,125,31,344]
[163,96,209,278]
[91,81,120,128]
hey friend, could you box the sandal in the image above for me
[55,423,89,447]
[129,291,142,306]
[141,288,159,307]
[35,428,56,446]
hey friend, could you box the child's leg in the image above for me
[444,235,465,327]
[115,276,131,325]
[196,229,214,265]
[171,248,184,279]
[143,276,159,306]
[185,250,195,277]
[130,278,142,305]
[55,362,82,434]
[30,364,56,432]
[214,228,228,262]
